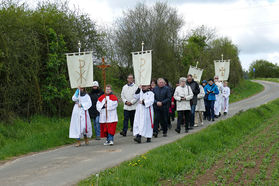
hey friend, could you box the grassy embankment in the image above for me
[0,80,263,161]
[79,98,279,185]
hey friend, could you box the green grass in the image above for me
[79,98,279,186]
[0,102,124,161]
[256,78,279,83]
[229,80,264,103]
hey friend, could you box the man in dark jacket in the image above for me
[186,74,200,129]
[153,78,171,137]
[88,81,104,140]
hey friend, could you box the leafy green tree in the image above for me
[248,60,279,78]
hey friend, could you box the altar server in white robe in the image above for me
[133,85,155,143]
[69,87,92,147]
[214,76,223,118]
[222,81,230,115]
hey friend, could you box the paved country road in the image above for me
[0,80,278,186]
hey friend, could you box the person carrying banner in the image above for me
[214,75,223,118]
[222,81,231,115]
[69,87,93,147]
[133,85,155,143]
[97,85,118,146]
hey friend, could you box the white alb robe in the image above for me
[214,81,223,115]
[133,90,155,138]
[222,86,230,113]
[69,91,92,139]
[96,95,118,123]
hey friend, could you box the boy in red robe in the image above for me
[97,84,118,146]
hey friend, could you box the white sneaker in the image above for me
[201,122,204,126]
[104,141,110,146]
[109,141,114,146]
[194,124,198,127]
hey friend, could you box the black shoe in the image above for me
[175,128,180,134]
[134,135,141,143]
[219,113,221,117]
[163,133,167,137]
[215,115,219,118]
[212,118,215,121]
[224,112,227,116]
[120,131,126,137]
[207,117,211,121]
[189,127,194,130]
[153,133,158,138]
[146,138,151,143]
[185,129,188,133]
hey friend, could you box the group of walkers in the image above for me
[69,74,230,146]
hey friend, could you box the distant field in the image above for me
[79,98,279,186]
[256,78,279,83]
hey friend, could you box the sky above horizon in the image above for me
[28,0,279,70]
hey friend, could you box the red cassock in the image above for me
[97,94,118,138]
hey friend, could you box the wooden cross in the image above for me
[97,57,110,92]
[193,74,198,80]
[219,67,225,76]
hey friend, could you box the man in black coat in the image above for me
[88,81,104,140]
[186,74,200,129]
[153,78,171,137]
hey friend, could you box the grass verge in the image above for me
[79,98,279,186]
[229,80,264,103]
[0,103,124,161]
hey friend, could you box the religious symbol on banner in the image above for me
[193,74,198,80]
[219,67,225,76]
[75,59,87,85]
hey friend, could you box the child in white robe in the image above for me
[69,87,92,147]
[133,85,155,143]
[222,81,230,115]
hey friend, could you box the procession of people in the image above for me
[69,74,231,146]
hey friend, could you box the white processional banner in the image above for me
[214,60,230,81]
[132,50,152,86]
[66,52,93,89]
[188,66,203,82]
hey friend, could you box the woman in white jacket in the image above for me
[174,77,193,133]
[195,84,205,126]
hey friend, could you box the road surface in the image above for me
[0,80,279,186]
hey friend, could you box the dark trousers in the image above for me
[206,100,215,119]
[154,108,168,134]
[177,110,191,131]
[204,99,209,117]
[190,104,196,127]
[122,110,135,133]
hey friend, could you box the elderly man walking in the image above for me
[153,78,171,137]
[186,74,200,129]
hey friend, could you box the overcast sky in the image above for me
[29,0,279,70]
